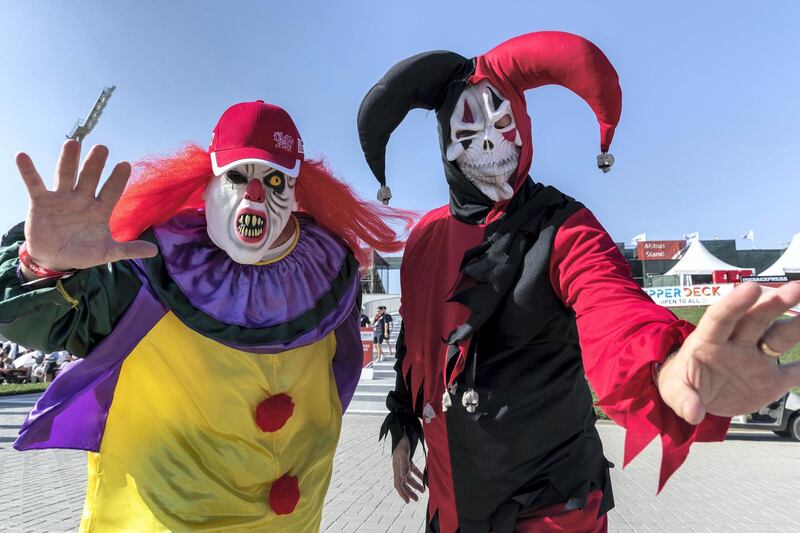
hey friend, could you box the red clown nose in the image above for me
[244,179,266,203]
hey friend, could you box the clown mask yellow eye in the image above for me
[263,172,287,194]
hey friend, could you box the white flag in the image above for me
[630,233,647,245]
[683,231,700,241]
[741,229,754,241]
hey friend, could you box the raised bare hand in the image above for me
[658,282,800,424]
[16,140,157,274]
[392,435,425,503]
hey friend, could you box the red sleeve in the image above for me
[550,207,731,491]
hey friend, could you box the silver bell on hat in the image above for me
[597,153,615,173]
[377,185,392,205]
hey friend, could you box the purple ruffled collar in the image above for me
[152,211,349,328]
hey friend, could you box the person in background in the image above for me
[57,353,79,375]
[381,307,394,357]
[373,306,393,361]
[7,342,19,361]
[42,350,69,382]
[30,350,46,383]
[0,346,13,382]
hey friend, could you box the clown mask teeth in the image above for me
[237,212,266,240]
[461,154,519,181]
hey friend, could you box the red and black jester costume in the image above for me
[357,32,731,533]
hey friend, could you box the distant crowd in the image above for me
[0,341,77,384]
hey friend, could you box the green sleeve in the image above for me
[0,223,143,356]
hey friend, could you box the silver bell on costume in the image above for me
[423,402,436,423]
[462,389,480,413]
[442,390,453,411]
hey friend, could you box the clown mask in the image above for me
[445,80,522,202]
[203,162,297,264]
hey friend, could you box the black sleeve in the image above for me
[379,322,424,456]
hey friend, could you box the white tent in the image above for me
[760,233,800,276]
[665,239,749,285]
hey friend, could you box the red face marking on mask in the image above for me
[462,100,474,123]
[502,128,517,142]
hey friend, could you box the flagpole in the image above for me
[642,258,647,288]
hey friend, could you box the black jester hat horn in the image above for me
[357,51,471,205]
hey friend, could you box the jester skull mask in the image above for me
[445,80,522,202]
[203,163,297,265]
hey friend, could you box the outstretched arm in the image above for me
[0,141,154,355]
[657,281,800,424]
[550,208,729,489]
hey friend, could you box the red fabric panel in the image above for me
[512,489,607,533]
[399,205,486,533]
[549,208,730,491]
[421,414,458,533]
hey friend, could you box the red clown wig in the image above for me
[109,144,415,266]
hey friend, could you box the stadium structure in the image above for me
[363,235,800,295]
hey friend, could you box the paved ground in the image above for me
[1,393,799,532]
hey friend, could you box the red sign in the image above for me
[360,328,374,367]
[636,240,686,261]
[362,341,374,367]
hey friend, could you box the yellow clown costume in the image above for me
[3,212,363,531]
[0,101,380,532]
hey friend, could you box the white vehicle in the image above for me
[730,392,800,441]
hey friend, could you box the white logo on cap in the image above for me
[273,132,295,152]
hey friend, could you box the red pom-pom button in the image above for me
[269,474,300,515]
[255,393,294,432]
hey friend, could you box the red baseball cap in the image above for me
[209,100,304,178]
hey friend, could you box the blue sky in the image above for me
[1,1,797,250]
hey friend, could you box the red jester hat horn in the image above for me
[470,31,622,193]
